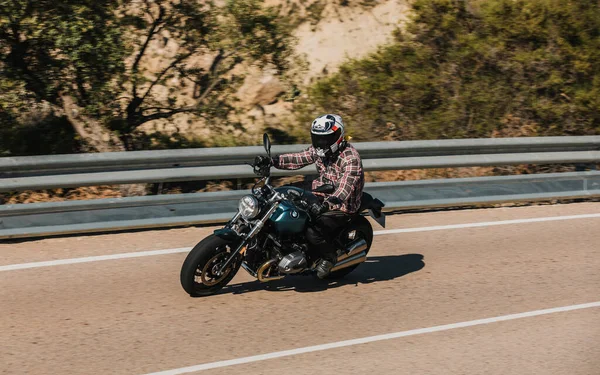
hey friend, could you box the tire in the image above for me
[180,234,242,297]
[325,215,374,279]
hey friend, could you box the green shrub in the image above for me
[0,115,81,156]
[295,0,600,141]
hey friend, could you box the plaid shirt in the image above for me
[274,144,365,214]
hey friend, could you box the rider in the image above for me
[259,114,365,278]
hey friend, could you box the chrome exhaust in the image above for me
[337,238,368,262]
[331,251,367,272]
[257,258,284,282]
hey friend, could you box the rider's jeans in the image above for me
[306,211,352,262]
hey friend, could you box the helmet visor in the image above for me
[311,132,338,151]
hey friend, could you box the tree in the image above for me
[296,0,600,141]
[110,0,295,150]
[0,0,296,152]
[0,0,128,152]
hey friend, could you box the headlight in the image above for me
[238,195,260,220]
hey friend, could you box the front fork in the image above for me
[216,199,281,276]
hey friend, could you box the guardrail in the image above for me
[2,136,600,178]
[1,136,599,239]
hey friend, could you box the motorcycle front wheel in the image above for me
[180,235,242,297]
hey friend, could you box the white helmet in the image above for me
[310,114,345,158]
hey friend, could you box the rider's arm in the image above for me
[327,157,361,210]
[273,147,316,170]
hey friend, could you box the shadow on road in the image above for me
[217,253,425,295]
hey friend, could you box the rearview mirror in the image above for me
[313,184,335,194]
[263,133,271,157]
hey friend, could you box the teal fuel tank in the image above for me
[269,187,309,234]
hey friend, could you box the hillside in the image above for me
[137,0,410,145]
[294,0,600,143]
[4,0,599,205]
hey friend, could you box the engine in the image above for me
[278,251,308,274]
[247,232,309,277]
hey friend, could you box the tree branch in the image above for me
[141,106,182,113]
[131,3,165,97]
[140,52,193,103]
[194,50,237,102]
[139,106,197,122]
[58,95,125,152]
[142,0,156,22]
[196,75,222,103]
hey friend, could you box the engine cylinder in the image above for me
[277,251,307,274]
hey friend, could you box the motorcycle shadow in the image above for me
[220,253,425,295]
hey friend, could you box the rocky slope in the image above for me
[140,0,410,144]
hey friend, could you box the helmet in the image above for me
[310,114,345,158]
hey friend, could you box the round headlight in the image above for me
[239,195,260,220]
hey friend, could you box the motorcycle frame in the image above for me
[215,178,282,276]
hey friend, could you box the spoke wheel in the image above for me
[197,250,232,287]
[180,235,242,297]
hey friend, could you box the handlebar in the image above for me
[249,157,312,210]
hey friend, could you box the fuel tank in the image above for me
[269,187,311,234]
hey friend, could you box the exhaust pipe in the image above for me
[330,238,368,272]
[257,258,284,282]
[337,238,368,262]
[331,251,367,272]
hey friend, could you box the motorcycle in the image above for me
[180,134,386,297]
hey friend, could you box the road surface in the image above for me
[1,202,599,374]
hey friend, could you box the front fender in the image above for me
[213,228,242,242]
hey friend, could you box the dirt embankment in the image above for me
[140,0,410,140]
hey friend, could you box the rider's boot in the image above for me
[315,247,338,279]
[307,225,340,279]
[316,258,334,279]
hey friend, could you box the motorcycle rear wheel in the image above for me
[325,215,374,279]
[180,235,242,297]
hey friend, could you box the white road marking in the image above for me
[1,212,600,272]
[0,248,191,272]
[143,301,600,375]
[373,212,600,236]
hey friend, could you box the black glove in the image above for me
[254,155,273,168]
[309,201,329,217]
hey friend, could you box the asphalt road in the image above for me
[1,202,599,375]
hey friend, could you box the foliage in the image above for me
[110,0,296,148]
[0,0,127,108]
[0,0,122,155]
[0,0,297,154]
[0,114,81,156]
[295,0,600,141]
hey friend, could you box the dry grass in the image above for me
[365,164,581,184]
[3,186,122,204]
[365,167,497,183]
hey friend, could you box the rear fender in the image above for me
[368,198,386,228]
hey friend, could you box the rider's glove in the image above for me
[309,201,329,217]
[254,155,273,168]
